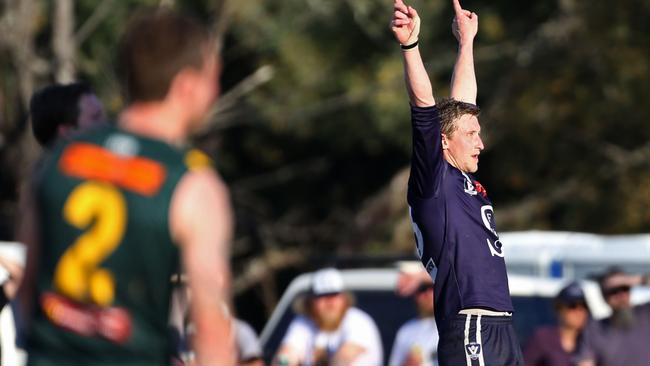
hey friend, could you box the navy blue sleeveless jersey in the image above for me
[407,105,513,332]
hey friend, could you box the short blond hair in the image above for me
[437,98,481,136]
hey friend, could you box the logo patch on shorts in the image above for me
[465,342,482,360]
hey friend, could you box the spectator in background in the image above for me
[29,82,106,147]
[389,266,438,366]
[235,319,265,366]
[273,268,383,366]
[575,267,650,366]
[523,282,589,366]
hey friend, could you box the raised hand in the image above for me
[391,0,420,46]
[449,0,477,103]
[451,0,478,45]
[393,0,435,107]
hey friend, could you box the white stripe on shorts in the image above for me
[464,313,472,366]
[476,314,485,366]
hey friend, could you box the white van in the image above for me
[502,231,650,279]
[259,267,650,365]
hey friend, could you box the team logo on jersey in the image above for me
[486,238,505,257]
[465,342,482,360]
[409,207,424,259]
[481,205,505,257]
[462,172,477,196]
[105,134,139,157]
[425,257,438,280]
[481,205,498,236]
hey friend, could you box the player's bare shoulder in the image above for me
[169,151,232,247]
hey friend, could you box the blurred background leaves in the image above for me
[1,0,650,323]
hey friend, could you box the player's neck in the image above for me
[119,102,190,145]
[443,150,463,173]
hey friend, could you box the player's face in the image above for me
[189,53,220,131]
[311,293,347,330]
[444,114,484,173]
[77,93,106,130]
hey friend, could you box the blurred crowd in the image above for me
[524,268,650,366]
[4,241,650,366]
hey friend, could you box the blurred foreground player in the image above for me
[18,9,235,365]
[391,0,522,364]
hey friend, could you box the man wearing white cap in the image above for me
[273,268,383,366]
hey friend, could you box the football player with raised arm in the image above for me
[391,0,523,364]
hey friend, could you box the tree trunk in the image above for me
[0,0,41,109]
[53,0,76,83]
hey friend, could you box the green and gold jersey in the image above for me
[27,124,212,365]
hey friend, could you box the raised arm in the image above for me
[391,0,435,107]
[171,169,235,366]
[450,0,478,104]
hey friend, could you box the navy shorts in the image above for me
[438,313,523,366]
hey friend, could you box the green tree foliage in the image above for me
[1,0,650,263]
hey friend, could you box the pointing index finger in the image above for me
[394,0,409,13]
[452,0,463,15]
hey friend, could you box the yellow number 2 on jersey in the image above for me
[54,181,127,306]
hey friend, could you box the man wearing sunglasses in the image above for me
[575,267,650,366]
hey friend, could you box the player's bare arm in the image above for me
[391,0,435,107]
[450,0,478,104]
[171,169,236,366]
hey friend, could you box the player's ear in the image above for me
[441,133,449,149]
[169,68,195,99]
